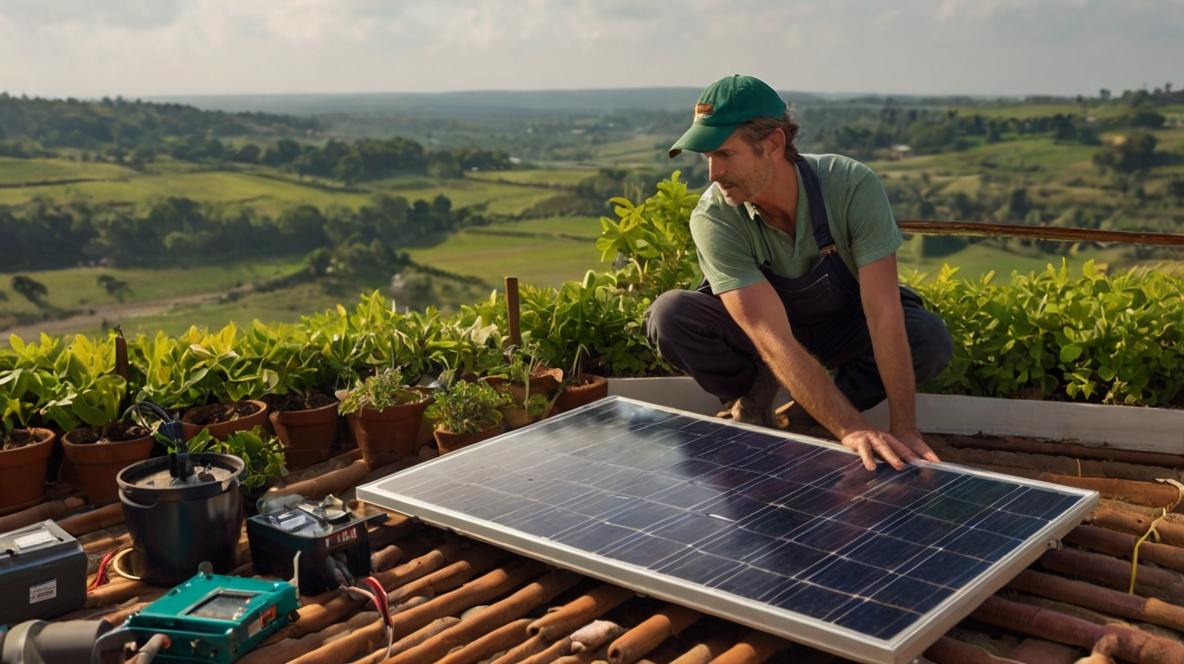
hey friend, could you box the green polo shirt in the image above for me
[691,153,902,294]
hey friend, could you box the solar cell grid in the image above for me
[359,397,1097,664]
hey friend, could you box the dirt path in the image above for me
[1,288,245,344]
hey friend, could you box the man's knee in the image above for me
[645,289,715,346]
[908,310,953,384]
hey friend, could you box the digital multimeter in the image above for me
[124,573,299,663]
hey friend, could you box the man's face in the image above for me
[703,131,775,206]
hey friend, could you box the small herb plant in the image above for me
[425,380,512,434]
[185,426,289,490]
[338,367,428,416]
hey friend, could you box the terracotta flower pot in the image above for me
[488,378,554,431]
[181,399,268,442]
[551,373,609,415]
[62,427,155,505]
[347,392,433,467]
[434,420,506,455]
[269,400,340,470]
[0,428,56,509]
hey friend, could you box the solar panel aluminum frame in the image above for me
[358,396,1098,664]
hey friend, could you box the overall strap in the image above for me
[796,159,837,255]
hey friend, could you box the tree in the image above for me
[96,274,133,302]
[1168,178,1184,204]
[1099,88,1111,102]
[12,275,48,309]
[333,154,364,184]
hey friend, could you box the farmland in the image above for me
[2,88,1182,343]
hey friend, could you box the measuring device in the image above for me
[123,572,299,663]
[0,520,86,626]
[247,496,387,595]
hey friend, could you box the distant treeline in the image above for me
[0,193,489,272]
[806,103,1174,162]
[0,93,318,157]
[159,135,512,182]
[0,94,513,182]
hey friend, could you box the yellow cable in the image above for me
[1128,480,1184,594]
[1127,506,1165,596]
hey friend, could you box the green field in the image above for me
[0,161,571,217]
[896,241,1134,282]
[0,156,136,185]
[0,259,306,325]
[406,228,607,288]
[465,170,592,187]
[488,215,603,238]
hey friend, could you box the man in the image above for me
[646,75,952,471]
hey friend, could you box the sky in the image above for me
[0,0,1181,100]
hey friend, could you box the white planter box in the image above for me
[608,376,1184,454]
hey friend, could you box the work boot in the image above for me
[730,365,779,428]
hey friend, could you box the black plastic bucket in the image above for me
[117,453,246,587]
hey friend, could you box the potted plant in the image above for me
[265,391,340,469]
[552,373,609,415]
[0,367,59,510]
[55,374,155,505]
[486,345,562,430]
[185,426,289,510]
[426,379,512,454]
[551,348,609,416]
[338,368,432,467]
[181,399,270,441]
[0,426,57,510]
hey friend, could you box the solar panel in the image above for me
[358,397,1096,664]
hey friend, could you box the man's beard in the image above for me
[716,152,773,205]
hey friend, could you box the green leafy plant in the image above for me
[338,367,427,415]
[424,380,511,434]
[909,259,1184,406]
[185,426,289,490]
[596,171,701,296]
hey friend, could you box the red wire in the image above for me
[88,550,117,592]
[363,577,391,625]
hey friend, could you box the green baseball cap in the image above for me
[668,75,787,158]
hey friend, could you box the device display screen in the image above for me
[187,591,257,621]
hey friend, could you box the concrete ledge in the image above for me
[866,393,1184,454]
[608,376,1184,454]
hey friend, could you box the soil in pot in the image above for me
[434,420,506,455]
[266,392,340,470]
[181,399,268,442]
[0,428,57,509]
[551,373,609,415]
[62,422,155,505]
[347,389,432,467]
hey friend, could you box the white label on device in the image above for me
[29,579,57,604]
[14,530,55,549]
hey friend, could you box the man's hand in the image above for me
[840,428,938,471]
[890,424,940,464]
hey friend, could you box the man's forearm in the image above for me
[867,305,918,434]
[720,282,866,438]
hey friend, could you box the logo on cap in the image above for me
[694,103,714,121]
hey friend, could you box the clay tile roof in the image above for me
[24,421,1184,664]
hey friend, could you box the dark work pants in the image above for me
[644,289,953,411]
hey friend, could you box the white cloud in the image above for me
[0,0,1180,98]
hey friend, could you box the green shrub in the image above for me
[910,260,1184,406]
[424,380,511,434]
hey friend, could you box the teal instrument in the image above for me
[124,573,299,663]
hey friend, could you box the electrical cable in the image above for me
[88,549,119,592]
[343,582,392,660]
